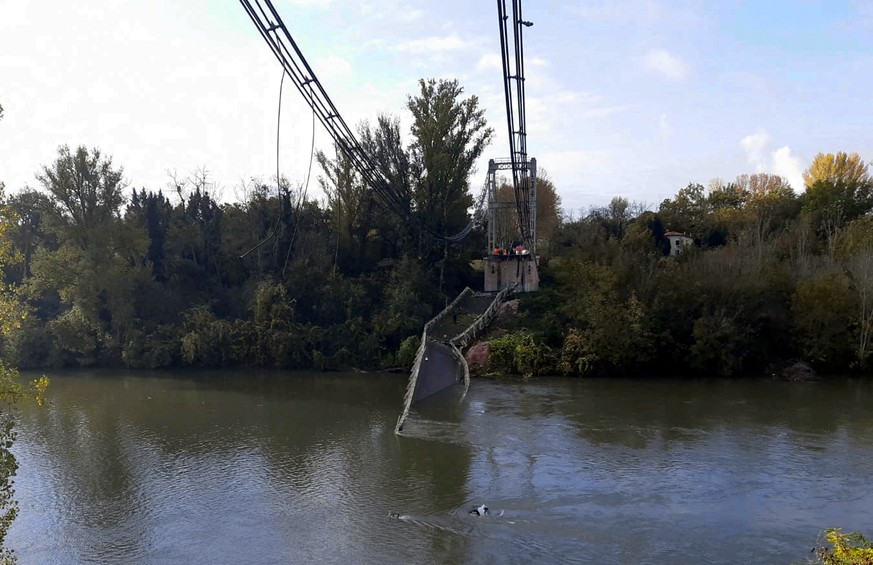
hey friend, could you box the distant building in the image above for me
[664,231,693,256]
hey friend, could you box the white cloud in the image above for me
[772,146,805,192]
[643,49,688,80]
[395,34,468,54]
[739,131,807,191]
[741,130,769,168]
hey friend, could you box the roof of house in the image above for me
[664,231,691,238]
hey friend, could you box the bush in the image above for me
[489,330,553,377]
[812,529,873,565]
[396,335,420,369]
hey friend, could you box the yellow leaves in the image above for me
[32,377,49,407]
[815,528,873,565]
[803,152,870,190]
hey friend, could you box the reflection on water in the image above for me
[7,371,873,564]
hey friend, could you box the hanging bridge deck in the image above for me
[395,285,517,434]
[428,293,497,343]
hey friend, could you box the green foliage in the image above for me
[812,529,873,565]
[3,77,499,372]
[488,330,553,377]
[554,259,655,376]
[659,182,709,240]
[0,179,49,563]
[791,272,855,369]
[396,335,421,369]
[0,411,17,565]
[46,305,102,365]
[407,78,493,238]
[687,309,752,377]
[180,306,234,367]
[0,367,48,565]
[373,257,434,344]
[121,325,179,369]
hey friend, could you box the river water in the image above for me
[5,371,873,564]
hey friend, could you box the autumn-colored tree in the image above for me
[803,152,873,254]
[493,168,562,255]
[533,169,562,255]
[803,152,871,191]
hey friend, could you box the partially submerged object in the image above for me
[395,285,518,434]
[469,504,489,516]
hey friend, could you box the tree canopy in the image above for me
[2,79,872,382]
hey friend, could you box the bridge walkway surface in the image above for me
[395,285,517,434]
[428,293,497,343]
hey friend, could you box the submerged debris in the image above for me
[773,360,818,382]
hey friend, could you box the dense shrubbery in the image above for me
[485,156,873,378]
[488,330,553,377]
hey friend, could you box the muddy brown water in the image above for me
[6,370,873,564]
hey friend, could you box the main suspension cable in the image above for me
[238,0,486,244]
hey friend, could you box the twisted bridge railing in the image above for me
[394,283,518,434]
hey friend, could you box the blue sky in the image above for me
[1,0,871,214]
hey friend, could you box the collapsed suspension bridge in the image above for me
[238,0,539,430]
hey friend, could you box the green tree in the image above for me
[6,190,57,285]
[687,308,753,377]
[373,256,434,348]
[28,146,152,365]
[357,116,417,261]
[35,145,126,249]
[791,272,854,369]
[0,181,20,564]
[0,182,49,564]
[556,259,654,376]
[407,78,493,266]
[316,139,391,274]
[659,182,708,239]
[840,217,873,368]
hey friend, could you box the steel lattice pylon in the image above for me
[496,0,536,252]
[486,158,537,255]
